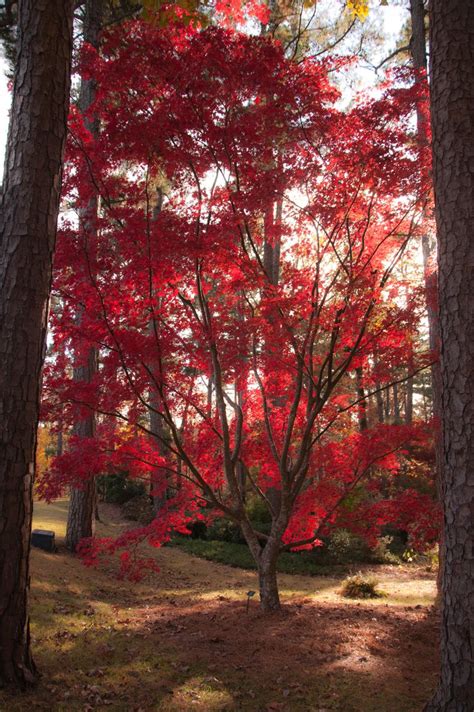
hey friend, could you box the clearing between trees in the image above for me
[0,501,438,712]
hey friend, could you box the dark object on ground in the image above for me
[31,530,56,553]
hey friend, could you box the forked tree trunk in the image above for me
[424,0,474,709]
[65,0,103,551]
[241,521,282,612]
[0,0,73,686]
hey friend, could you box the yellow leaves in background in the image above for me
[36,426,54,479]
[140,0,205,26]
[346,0,369,21]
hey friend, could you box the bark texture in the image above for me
[65,347,98,551]
[424,0,474,709]
[258,556,280,612]
[0,0,73,687]
[65,0,104,552]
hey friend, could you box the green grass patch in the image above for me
[170,537,347,577]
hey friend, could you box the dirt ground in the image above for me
[0,501,439,712]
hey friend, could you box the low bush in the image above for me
[341,572,386,599]
[325,529,370,564]
[121,494,154,524]
[206,518,243,544]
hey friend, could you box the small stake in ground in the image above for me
[246,590,256,613]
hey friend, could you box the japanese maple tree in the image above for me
[42,21,436,610]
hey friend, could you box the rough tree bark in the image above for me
[409,0,444,595]
[0,0,73,687]
[65,0,104,552]
[424,0,474,709]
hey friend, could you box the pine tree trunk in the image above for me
[393,382,401,424]
[149,391,168,514]
[66,346,98,550]
[65,0,103,551]
[375,384,385,424]
[0,0,73,687]
[409,0,444,602]
[405,364,414,425]
[424,1,474,709]
[66,480,97,550]
[384,387,391,422]
[355,367,368,431]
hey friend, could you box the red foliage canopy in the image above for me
[41,22,437,581]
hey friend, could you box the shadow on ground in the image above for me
[0,500,438,711]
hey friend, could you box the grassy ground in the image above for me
[0,500,439,711]
[170,537,350,577]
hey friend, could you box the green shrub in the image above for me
[188,520,207,539]
[369,536,401,565]
[206,518,243,543]
[245,496,272,525]
[326,529,370,564]
[341,572,385,599]
[121,493,154,524]
[99,472,145,505]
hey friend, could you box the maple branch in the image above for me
[308,17,357,60]
[309,361,434,450]
[374,44,411,71]
[280,445,406,552]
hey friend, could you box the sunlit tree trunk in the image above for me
[0,0,73,686]
[409,0,444,600]
[424,0,474,709]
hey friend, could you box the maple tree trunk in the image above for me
[0,0,73,687]
[240,520,281,611]
[258,548,281,612]
[65,0,103,551]
[424,0,474,709]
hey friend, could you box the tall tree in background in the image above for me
[425,0,474,709]
[0,0,74,686]
[65,0,105,553]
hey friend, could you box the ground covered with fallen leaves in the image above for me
[0,501,439,711]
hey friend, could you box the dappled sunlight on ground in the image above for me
[0,500,438,711]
